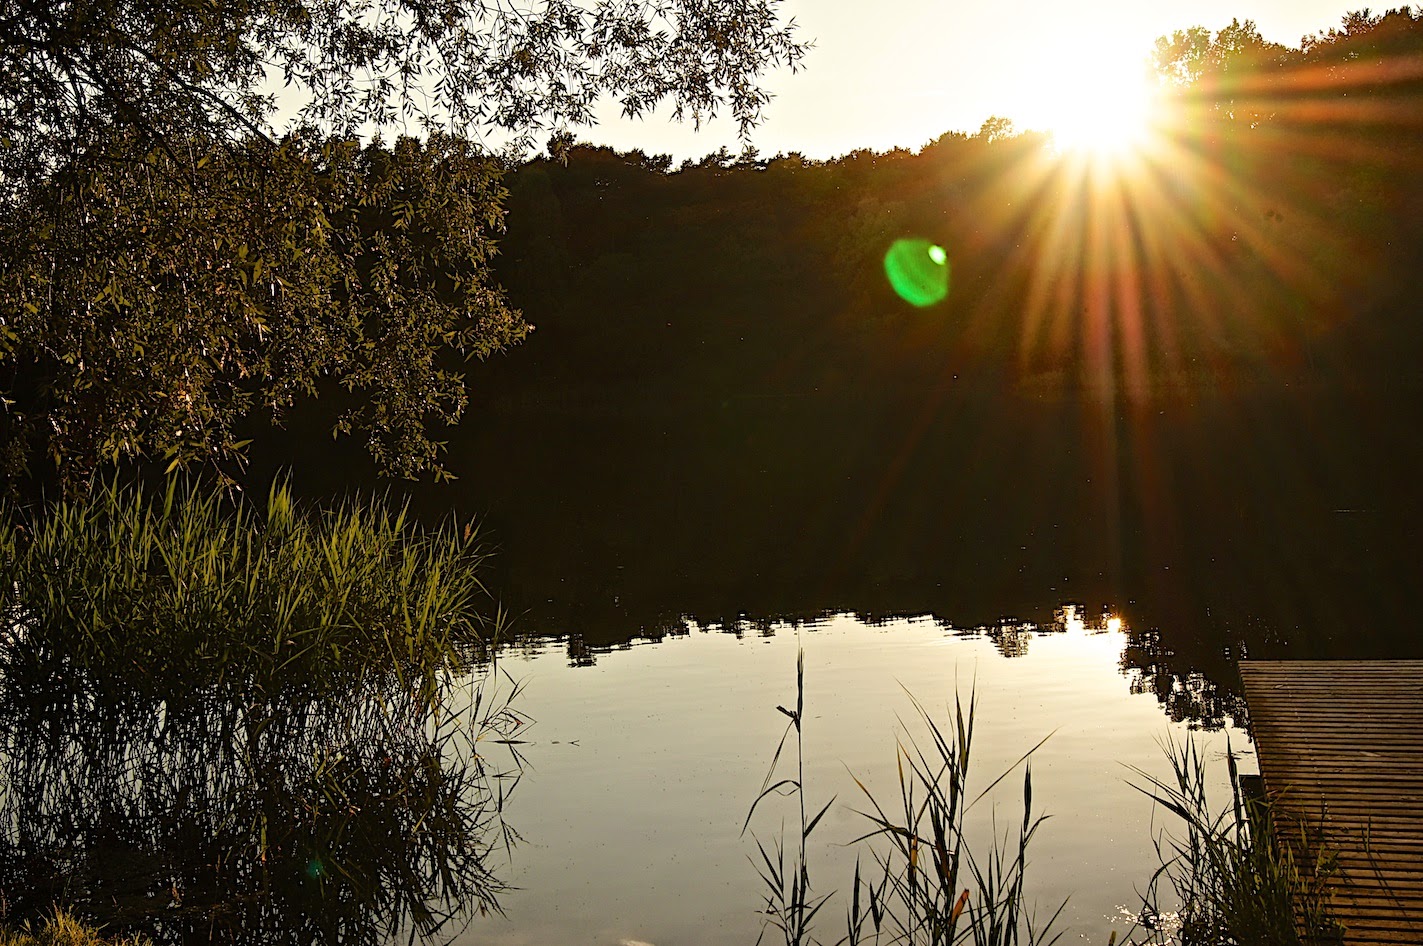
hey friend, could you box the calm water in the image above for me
[231,381,1423,943]
[39,367,1413,940]
[460,608,1251,946]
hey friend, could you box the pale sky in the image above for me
[575,0,1362,161]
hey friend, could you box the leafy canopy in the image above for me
[0,0,807,490]
[0,0,808,183]
[0,132,528,483]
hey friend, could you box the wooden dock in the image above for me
[1239,659,1423,944]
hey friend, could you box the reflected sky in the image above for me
[464,608,1252,945]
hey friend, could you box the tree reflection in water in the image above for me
[0,662,524,944]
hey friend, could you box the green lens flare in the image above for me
[884,239,950,307]
[306,859,325,879]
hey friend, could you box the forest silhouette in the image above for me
[252,9,1423,725]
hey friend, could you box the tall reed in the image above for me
[0,663,526,944]
[743,645,836,946]
[745,650,1063,946]
[0,478,524,943]
[1126,737,1343,946]
[843,690,1063,946]
[0,478,498,702]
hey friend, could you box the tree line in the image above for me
[493,7,1423,412]
[5,6,1423,497]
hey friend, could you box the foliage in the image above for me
[0,133,526,486]
[0,0,808,187]
[441,6,1423,684]
[1152,19,1288,88]
[842,692,1063,946]
[0,645,526,944]
[743,645,836,946]
[0,477,498,700]
[0,479,527,943]
[494,7,1423,386]
[743,654,1063,946]
[1126,737,1342,946]
[0,911,149,946]
[0,0,806,492]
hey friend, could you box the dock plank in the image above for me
[1241,660,1423,945]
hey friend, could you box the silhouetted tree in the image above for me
[0,0,808,491]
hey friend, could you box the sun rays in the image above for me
[961,54,1392,403]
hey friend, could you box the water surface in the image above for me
[242,327,1423,944]
[464,609,1250,945]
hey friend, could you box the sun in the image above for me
[1046,87,1150,158]
[1029,57,1157,161]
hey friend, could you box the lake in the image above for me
[459,607,1248,945]
[414,381,1414,944]
[5,370,1417,943]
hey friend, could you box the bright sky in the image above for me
[578,0,1360,161]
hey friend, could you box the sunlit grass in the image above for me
[0,911,149,946]
[0,478,502,701]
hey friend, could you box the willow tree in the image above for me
[0,0,807,490]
